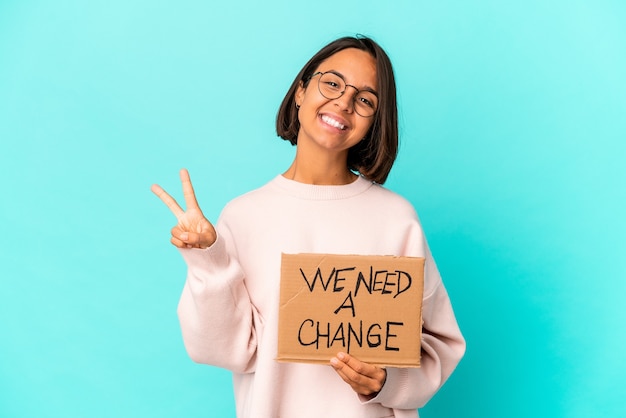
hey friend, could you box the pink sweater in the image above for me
[178,175,465,417]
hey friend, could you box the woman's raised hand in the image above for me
[151,169,217,249]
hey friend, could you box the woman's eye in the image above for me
[358,96,374,108]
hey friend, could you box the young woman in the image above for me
[152,36,465,417]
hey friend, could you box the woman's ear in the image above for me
[295,80,305,108]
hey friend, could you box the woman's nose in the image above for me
[333,86,358,112]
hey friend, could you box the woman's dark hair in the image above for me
[276,35,398,184]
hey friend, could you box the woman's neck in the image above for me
[283,150,357,185]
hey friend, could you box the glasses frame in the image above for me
[308,71,378,118]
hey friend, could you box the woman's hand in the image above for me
[330,352,387,398]
[151,168,217,249]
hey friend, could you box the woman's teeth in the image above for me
[321,115,346,130]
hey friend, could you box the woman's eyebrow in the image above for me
[326,69,379,96]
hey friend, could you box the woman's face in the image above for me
[295,48,377,158]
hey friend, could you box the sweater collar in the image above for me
[271,174,373,200]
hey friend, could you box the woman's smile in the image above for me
[320,113,348,131]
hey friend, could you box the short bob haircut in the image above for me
[276,35,398,184]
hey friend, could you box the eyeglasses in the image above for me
[309,71,378,117]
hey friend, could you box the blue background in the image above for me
[1,1,625,417]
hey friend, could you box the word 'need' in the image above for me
[299,266,413,298]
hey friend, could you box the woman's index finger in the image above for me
[179,168,201,210]
[151,183,185,218]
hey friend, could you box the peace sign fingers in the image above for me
[152,169,216,249]
[151,169,202,219]
[179,168,202,212]
[151,183,185,219]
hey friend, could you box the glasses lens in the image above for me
[318,72,344,99]
[354,91,378,117]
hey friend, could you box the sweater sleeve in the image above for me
[361,236,466,410]
[176,231,261,374]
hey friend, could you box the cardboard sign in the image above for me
[277,253,424,368]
